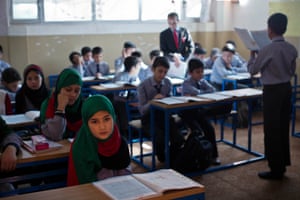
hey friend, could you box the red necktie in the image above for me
[173,29,179,49]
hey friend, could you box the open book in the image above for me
[197,93,233,101]
[93,169,204,200]
[22,135,63,154]
[217,88,262,97]
[153,96,205,105]
[1,110,40,126]
[234,27,271,51]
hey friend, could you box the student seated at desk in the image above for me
[0,68,21,106]
[225,40,248,73]
[112,56,140,136]
[209,43,237,91]
[204,47,220,69]
[179,58,233,165]
[86,46,110,79]
[81,46,93,68]
[15,64,49,114]
[114,41,136,74]
[137,49,162,82]
[67,95,131,186]
[0,116,22,192]
[40,68,83,141]
[68,51,87,77]
[137,56,185,163]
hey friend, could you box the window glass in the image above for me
[141,0,181,21]
[95,0,139,20]
[12,0,38,20]
[44,0,92,22]
[186,0,201,18]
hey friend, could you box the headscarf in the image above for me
[15,64,49,113]
[40,68,83,136]
[67,95,129,186]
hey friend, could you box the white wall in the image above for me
[0,0,8,36]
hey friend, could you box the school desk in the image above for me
[89,83,137,95]
[0,140,71,197]
[222,72,261,90]
[0,181,205,200]
[149,88,264,174]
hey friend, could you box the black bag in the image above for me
[172,130,213,173]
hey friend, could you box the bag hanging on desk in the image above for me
[172,129,213,173]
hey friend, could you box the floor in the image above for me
[130,111,300,200]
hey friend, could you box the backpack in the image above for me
[172,129,213,173]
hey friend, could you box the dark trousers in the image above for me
[263,82,291,173]
[179,109,219,158]
[142,110,185,162]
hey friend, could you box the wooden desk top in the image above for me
[18,140,70,164]
[0,183,204,200]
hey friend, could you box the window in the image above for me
[44,0,92,22]
[141,0,181,21]
[12,0,39,20]
[11,0,202,23]
[95,0,139,20]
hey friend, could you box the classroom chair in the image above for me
[291,74,300,138]
[48,74,59,89]
[125,101,153,170]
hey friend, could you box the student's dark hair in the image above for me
[168,12,179,20]
[268,13,287,35]
[152,56,170,69]
[69,51,81,64]
[92,46,103,55]
[1,67,21,83]
[123,41,136,49]
[81,46,91,56]
[131,51,142,58]
[188,58,204,73]
[194,47,206,55]
[0,45,3,53]
[149,50,162,60]
[124,56,138,72]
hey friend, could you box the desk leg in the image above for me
[150,107,156,171]
[247,99,253,152]
[164,110,170,169]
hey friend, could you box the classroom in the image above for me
[0,0,300,199]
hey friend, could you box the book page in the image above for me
[93,175,158,200]
[1,114,35,125]
[25,110,40,120]
[217,89,256,97]
[250,30,271,49]
[225,73,251,80]
[167,61,187,79]
[197,93,232,101]
[100,83,122,88]
[172,96,206,102]
[153,97,186,105]
[234,27,260,51]
[133,169,203,194]
[167,77,184,85]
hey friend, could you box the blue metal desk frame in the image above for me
[149,93,265,175]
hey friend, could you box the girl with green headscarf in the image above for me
[67,95,131,186]
[40,68,83,141]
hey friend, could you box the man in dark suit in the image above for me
[159,12,194,61]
